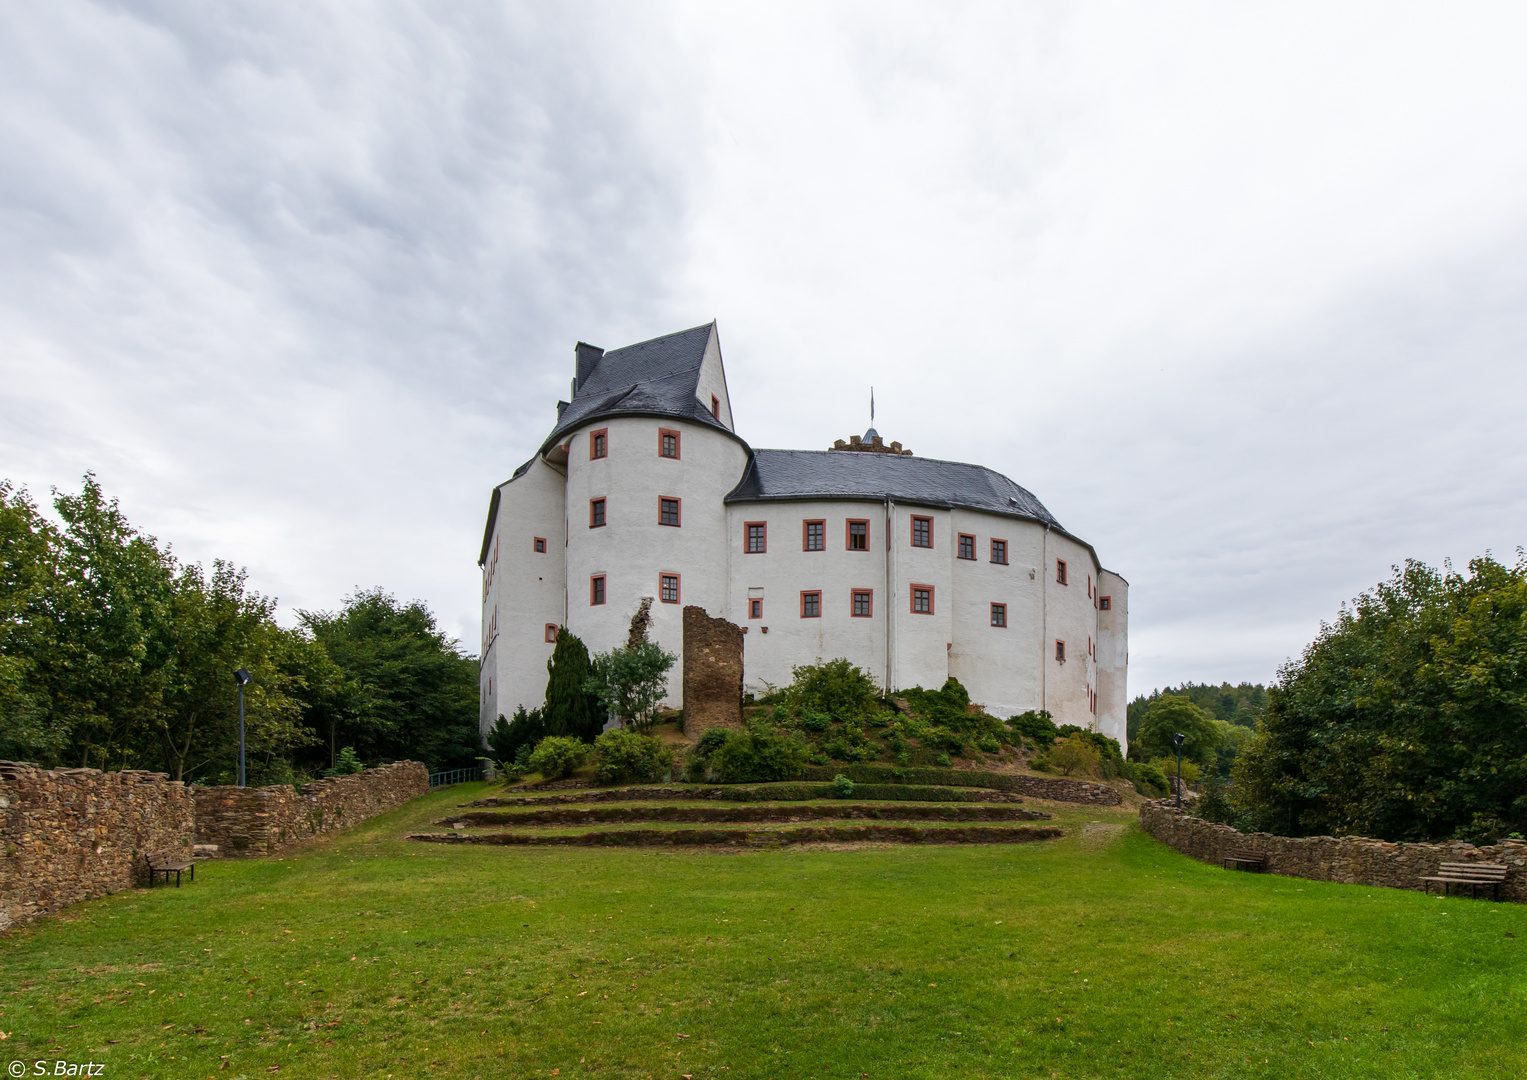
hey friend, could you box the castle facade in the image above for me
[479,323,1129,748]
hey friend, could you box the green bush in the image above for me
[694,726,733,758]
[976,735,1001,754]
[900,678,976,728]
[1006,709,1059,748]
[1152,756,1202,785]
[526,735,590,780]
[710,722,810,784]
[543,632,604,742]
[936,752,952,767]
[800,710,832,732]
[592,729,672,785]
[832,773,855,798]
[1122,761,1169,797]
[321,746,364,777]
[784,658,882,720]
[1048,734,1101,777]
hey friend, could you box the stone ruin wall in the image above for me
[682,605,744,738]
[1140,799,1527,902]
[0,759,431,930]
[191,761,429,858]
[0,761,195,931]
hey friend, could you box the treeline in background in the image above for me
[0,476,480,783]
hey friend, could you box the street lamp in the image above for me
[234,668,252,787]
[1172,732,1186,809]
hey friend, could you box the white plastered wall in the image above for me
[563,416,748,706]
[481,457,567,741]
[1095,570,1129,749]
[693,325,735,431]
[726,499,890,695]
[1041,531,1105,737]
[946,510,1045,718]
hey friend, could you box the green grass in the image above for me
[2,783,1525,1079]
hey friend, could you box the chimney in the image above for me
[574,342,604,394]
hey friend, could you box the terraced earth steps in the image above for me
[440,802,1054,828]
[408,824,1063,848]
[468,783,1027,808]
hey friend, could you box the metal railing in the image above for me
[429,766,485,791]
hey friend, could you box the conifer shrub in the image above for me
[592,729,672,784]
[543,631,604,742]
[488,706,546,764]
[526,735,590,780]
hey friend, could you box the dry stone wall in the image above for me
[192,761,429,857]
[0,761,195,931]
[1140,799,1527,902]
[682,605,744,737]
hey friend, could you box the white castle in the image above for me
[479,323,1129,748]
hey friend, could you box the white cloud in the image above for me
[3,1,1525,696]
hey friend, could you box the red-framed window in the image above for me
[590,575,606,606]
[803,519,825,551]
[745,521,767,553]
[910,584,933,614]
[659,573,680,604]
[1055,639,1066,662]
[1100,595,1112,611]
[589,499,606,528]
[533,537,547,553]
[660,497,681,527]
[846,519,869,551]
[800,591,821,618]
[711,394,720,417]
[544,623,559,643]
[589,428,608,460]
[911,515,933,548]
[659,428,680,459]
[749,598,763,620]
[991,603,1007,627]
[1088,574,1093,599]
[852,589,873,617]
[1089,635,1094,658]
[1056,559,1068,585]
[957,533,976,560]
[990,539,1008,565]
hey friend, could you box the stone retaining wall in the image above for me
[410,824,1064,847]
[192,761,429,857]
[0,761,195,931]
[1140,799,1527,901]
[801,764,1123,805]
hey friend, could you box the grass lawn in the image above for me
[3,783,1524,1079]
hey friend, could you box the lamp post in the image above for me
[234,668,252,787]
[1172,731,1186,808]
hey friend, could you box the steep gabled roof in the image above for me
[725,449,1063,529]
[539,322,739,452]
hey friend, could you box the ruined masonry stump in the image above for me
[682,605,745,738]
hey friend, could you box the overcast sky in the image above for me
[3,2,1526,696]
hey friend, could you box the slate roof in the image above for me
[726,449,1063,529]
[538,322,739,453]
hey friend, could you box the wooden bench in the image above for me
[145,850,195,888]
[1222,850,1266,872]
[1421,862,1508,901]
